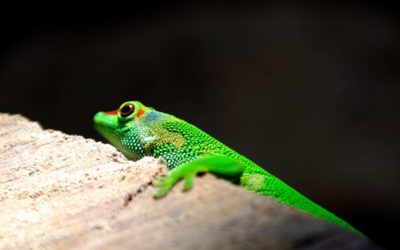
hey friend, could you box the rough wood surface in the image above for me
[0,113,378,250]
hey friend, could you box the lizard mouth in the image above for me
[93,112,119,136]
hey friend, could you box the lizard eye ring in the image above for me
[120,104,135,117]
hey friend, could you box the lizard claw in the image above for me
[182,173,195,191]
[152,172,183,198]
[153,183,172,198]
[152,165,199,198]
[152,177,167,187]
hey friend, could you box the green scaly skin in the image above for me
[94,100,363,236]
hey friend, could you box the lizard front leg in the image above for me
[153,155,245,198]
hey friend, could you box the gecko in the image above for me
[94,100,363,236]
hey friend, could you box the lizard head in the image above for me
[94,100,154,160]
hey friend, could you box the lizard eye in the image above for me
[120,104,135,117]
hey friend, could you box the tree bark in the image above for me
[0,113,378,250]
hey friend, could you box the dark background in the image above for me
[0,2,398,248]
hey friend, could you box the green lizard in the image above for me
[94,100,363,236]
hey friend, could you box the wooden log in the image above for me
[0,113,378,249]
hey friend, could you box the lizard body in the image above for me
[94,100,362,236]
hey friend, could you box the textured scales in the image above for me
[94,100,363,236]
